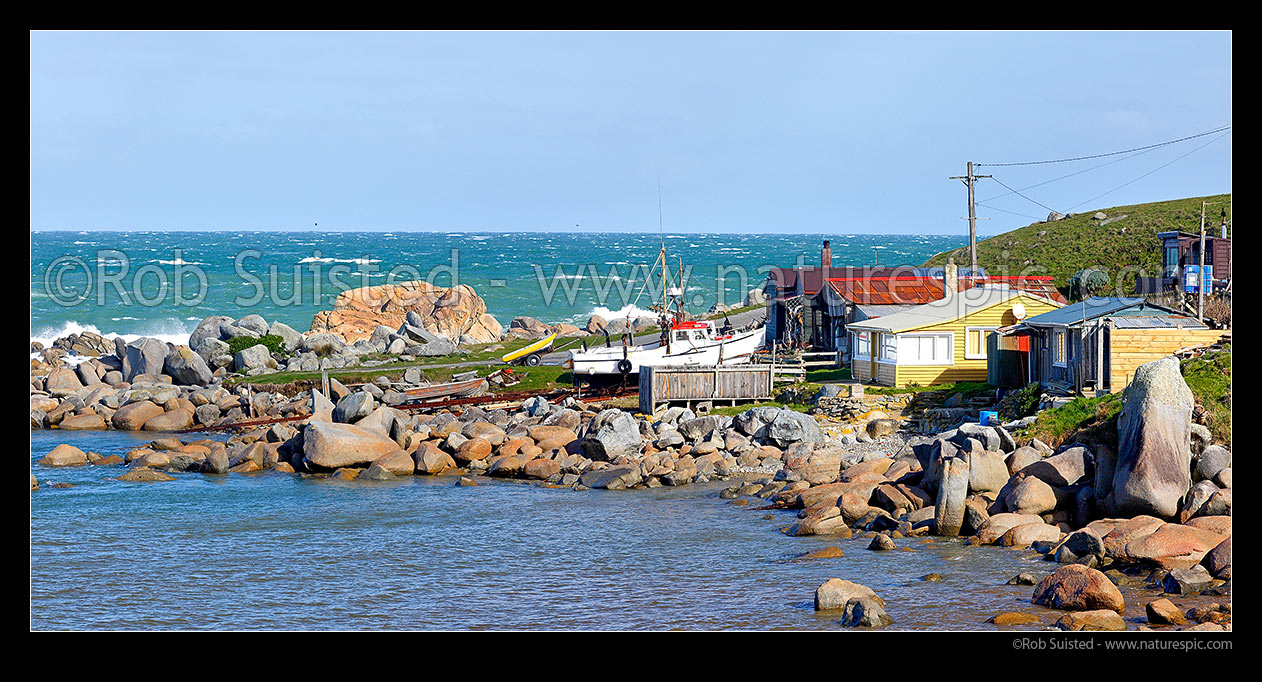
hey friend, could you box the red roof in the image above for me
[825,276,945,306]
[965,276,1067,304]
[824,274,1067,307]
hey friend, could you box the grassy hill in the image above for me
[924,194,1232,297]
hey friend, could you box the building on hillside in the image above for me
[1135,230,1232,294]
[844,285,1064,387]
[992,297,1227,395]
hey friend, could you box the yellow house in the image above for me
[846,285,1064,387]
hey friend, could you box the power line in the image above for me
[1066,130,1231,211]
[976,125,1231,168]
[976,203,1040,220]
[978,142,1167,204]
[988,175,1063,215]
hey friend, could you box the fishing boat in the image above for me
[566,241,766,378]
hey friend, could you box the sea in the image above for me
[30,231,964,347]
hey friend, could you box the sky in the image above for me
[29,30,1232,235]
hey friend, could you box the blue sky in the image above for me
[30,30,1231,234]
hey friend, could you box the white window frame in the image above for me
[896,332,954,366]
[852,330,870,360]
[878,332,898,364]
[964,326,997,360]
[1051,328,1068,367]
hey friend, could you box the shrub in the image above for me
[227,334,289,358]
[1068,268,1111,300]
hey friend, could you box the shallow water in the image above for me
[29,430,1197,630]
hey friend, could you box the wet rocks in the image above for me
[1145,598,1187,625]
[1055,609,1125,631]
[1032,564,1124,612]
[814,578,884,611]
[40,443,88,467]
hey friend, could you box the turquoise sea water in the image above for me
[32,430,1062,631]
[30,231,964,345]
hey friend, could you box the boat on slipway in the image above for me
[565,242,766,378]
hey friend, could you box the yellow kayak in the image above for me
[501,333,557,366]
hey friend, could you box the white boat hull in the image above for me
[568,327,766,377]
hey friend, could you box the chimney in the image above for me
[944,258,958,296]
[821,240,832,268]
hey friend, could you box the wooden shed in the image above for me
[998,297,1227,394]
[638,365,773,415]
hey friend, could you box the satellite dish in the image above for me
[1012,303,1028,320]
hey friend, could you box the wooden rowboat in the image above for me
[403,377,486,402]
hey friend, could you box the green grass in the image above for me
[805,368,851,383]
[1181,344,1231,447]
[923,193,1231,298]
[1019,393,1123,449]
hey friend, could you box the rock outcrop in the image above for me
[1112,358,1194,519]
[308,281,502,344]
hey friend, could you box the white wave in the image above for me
[298,256,381,265]
[31,320,194,353]
[584,304,660,322]
[155,258,204,265]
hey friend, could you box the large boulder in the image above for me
[1123,522,1228,570]
[814,579,884,611]
[189,315,233,350]
[1003,476,1058,515]
[578,465,642,490]
[163,346,214,386]
[1112,358,1194,518]
[268,321,304,352]
[303,421,405,470]
[765,410,824,448]
[233,344,275,373]
[124,337,169,382]
[44,367,84,397]
[40,443,88,467]
[333,391,376,423]
[579,410,642,461]
[782,442,845,485]
[307,281,502,344]
[142,409,194,431]
[934,456,969,536]
[112,400,164,430]
[1020,445,1092,487]
[1032,565,1125,612]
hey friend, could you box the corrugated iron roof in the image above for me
[1108,315,1209,329]
[1018,297,1184,327]
[826,277,945,306]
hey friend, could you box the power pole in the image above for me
[1198,200,1206,323]
[949,162,992,277]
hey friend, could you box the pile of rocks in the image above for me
[187,313,319,376]
[32,370,308,431]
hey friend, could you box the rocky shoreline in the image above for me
[32,347,1231,631]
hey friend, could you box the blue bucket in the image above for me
[979,411,998,426]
